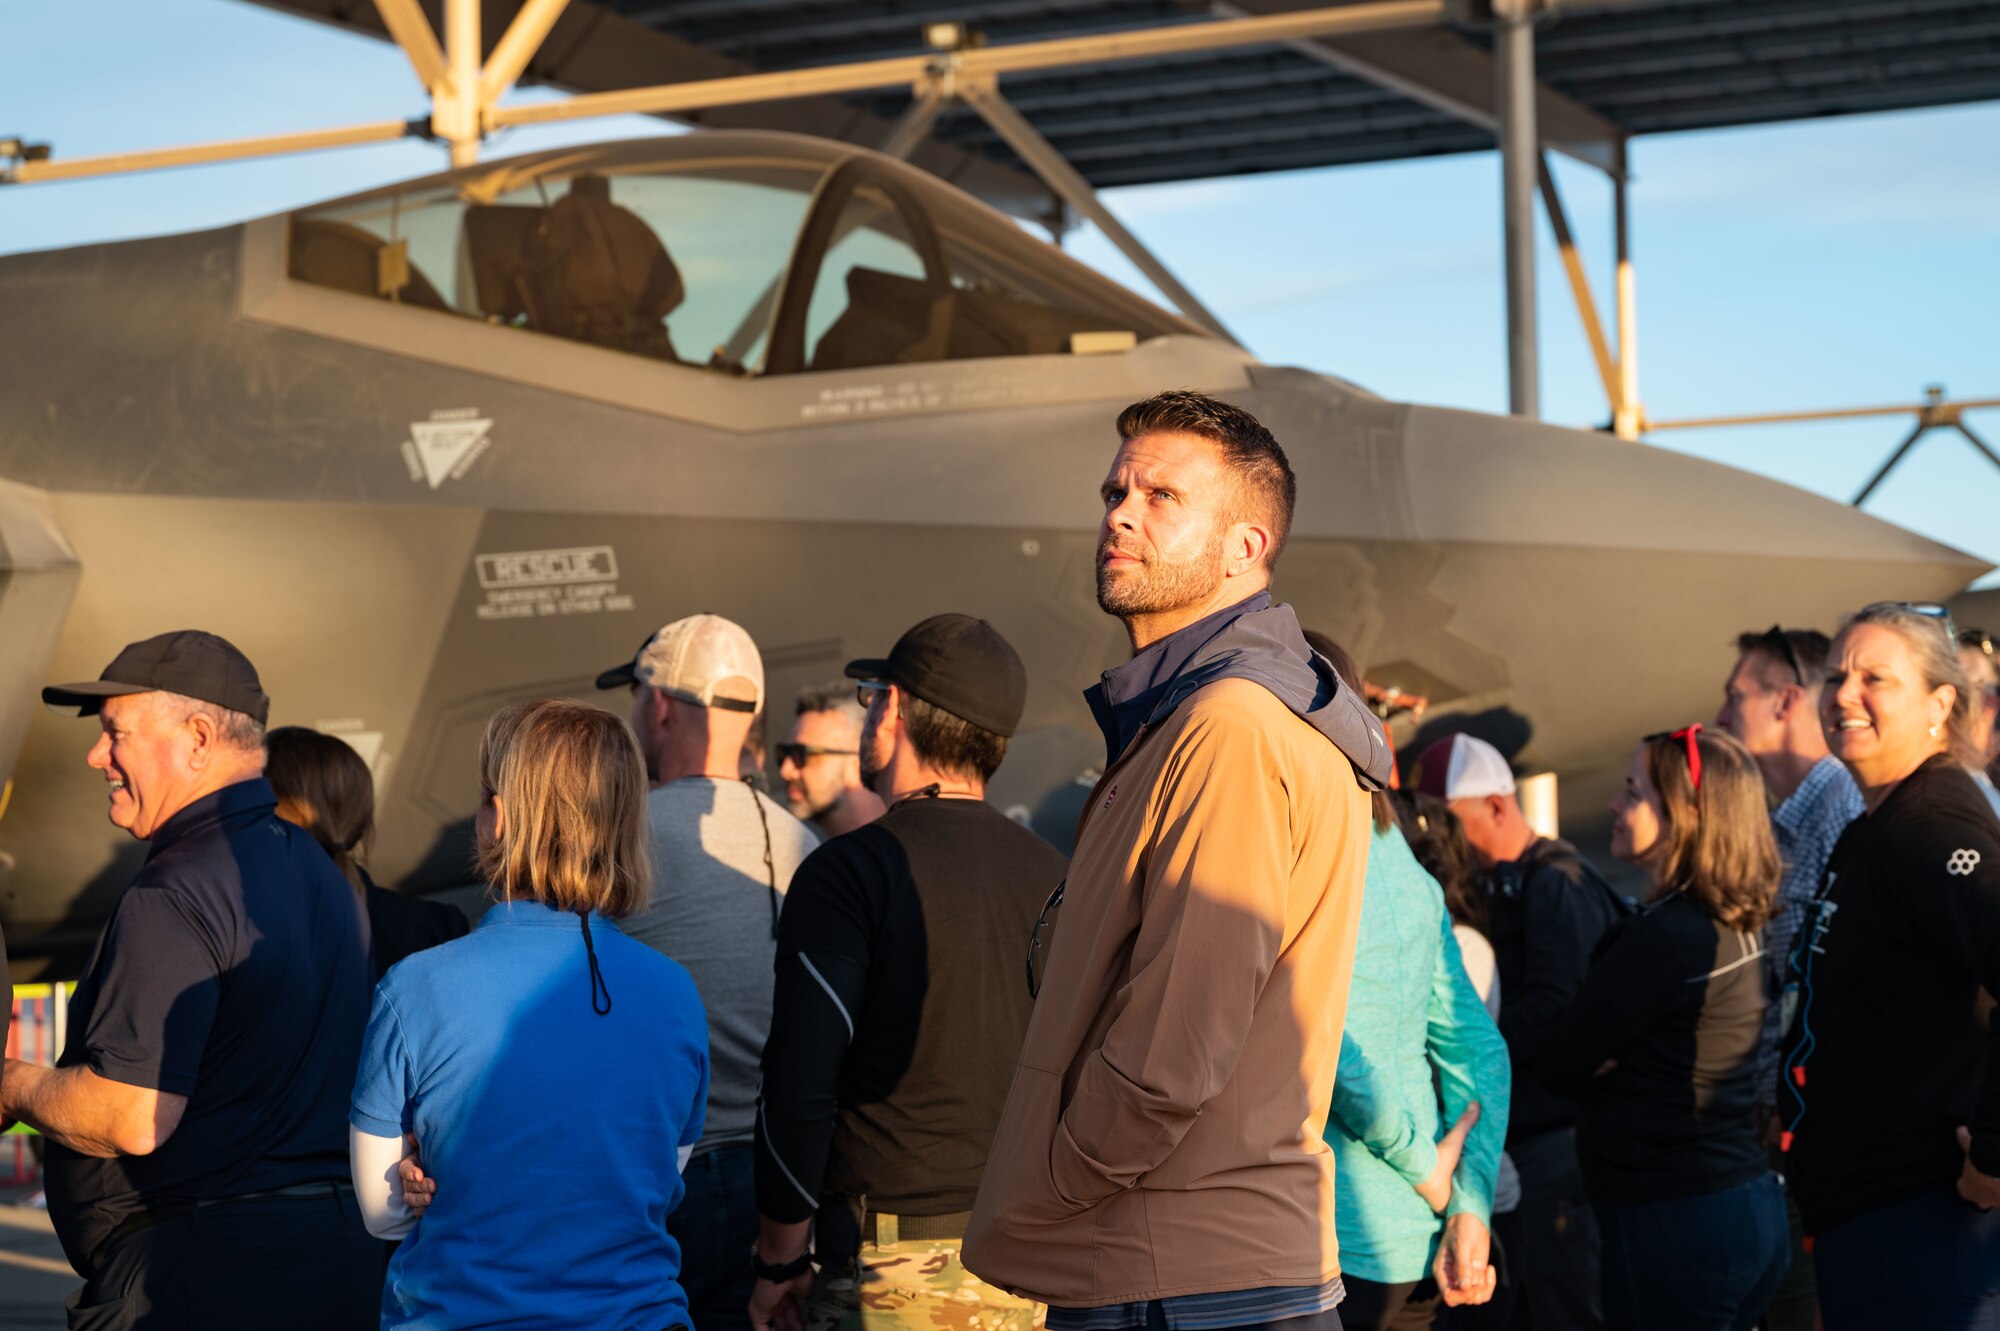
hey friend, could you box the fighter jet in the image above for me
[0,130,1982,972]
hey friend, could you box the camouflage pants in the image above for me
[804,1238,1046,1331]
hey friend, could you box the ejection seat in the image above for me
[460,174,684,361]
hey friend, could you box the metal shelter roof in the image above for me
[639,0,2000,185]
[250,0,2000,194]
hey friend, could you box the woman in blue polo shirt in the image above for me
[348,699,709,1331]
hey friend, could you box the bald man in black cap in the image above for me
[0,631,379,1329]
[750,614,1068,1331]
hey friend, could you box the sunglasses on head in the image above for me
[1757,625,1807,688]
[775,743,857,766]
[1643,722,1704,792]
[1960,627,1995,657]
[1890,601,1958,645]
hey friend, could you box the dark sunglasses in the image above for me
[1026,879,1065,999]
[1756,625,1807,688]
[1960,627,1995,657]
[1643,722,1704,792]
[775,743,857,766]
[855,680,890,711]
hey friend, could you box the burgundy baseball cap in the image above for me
[43,630,270,726]
[1409,733,1517,801]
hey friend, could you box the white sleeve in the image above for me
[1453,924,1501,1018]
[679,1144,694,1175]
[351,1125,419,1240]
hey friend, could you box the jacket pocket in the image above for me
[966,1065,1099,1303]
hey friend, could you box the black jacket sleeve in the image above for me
[754,835,876,1224]
[1538,909,1682,1100]
[1501,859,1619,1062]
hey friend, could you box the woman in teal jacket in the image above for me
[1309,636,1511,1330]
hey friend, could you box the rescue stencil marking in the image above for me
[474,545,633,621]
[403,408,493,488]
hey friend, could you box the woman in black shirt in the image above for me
[1781,603,2000,1328]
[267,726,468,982]
[1541,724,1786,1331]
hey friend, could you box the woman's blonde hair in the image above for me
[476,699,650,918]
[1646,726,1780,932]
[1835,603,1980,768]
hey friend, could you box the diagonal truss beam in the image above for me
[370,0,449,93]
[1213,0,1627,178]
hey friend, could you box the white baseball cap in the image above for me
[1410,733,1516,801]
[594,614,764,713]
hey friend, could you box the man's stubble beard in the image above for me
[1096,531,1227,620]
[858,714,886,794]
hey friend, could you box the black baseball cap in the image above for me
[43,630,270,726]
[845,614,1027,738]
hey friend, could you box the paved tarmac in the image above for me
[0,1190,75,1329]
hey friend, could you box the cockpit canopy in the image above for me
[286,132,1205,377]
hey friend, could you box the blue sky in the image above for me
[7,0,1999,584]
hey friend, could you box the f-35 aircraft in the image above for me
[0,131,1982,973]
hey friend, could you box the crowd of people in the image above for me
[1,389,1997,1331]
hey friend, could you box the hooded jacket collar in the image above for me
[1085,591,1392,789]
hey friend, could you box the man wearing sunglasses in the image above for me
[751,614,1067,1331]
[1956,629,2000,819]
[1713,624,1863,1331]
[777,682,886,839]
[964,391,1393,1331]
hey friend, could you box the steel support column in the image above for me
[1497,3,1539,418]
[1613,165,1641,439]
[442,0,483,167]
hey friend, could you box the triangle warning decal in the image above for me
[408,418,492,489]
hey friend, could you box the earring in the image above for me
[1930,724,1941,738]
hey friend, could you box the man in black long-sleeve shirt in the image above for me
[750,616,1067,1331]
[1413,734,1625,1331]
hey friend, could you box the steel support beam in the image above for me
[1214,0,1627,178]
[878,83,949,161]
[1536,154,1618,415]
[370,0,449,92]
[4,119,418,184]
[957,80,1239,345]
[1497,5,1539,418]
[1852,421,1934,508]
[479,0,571,104]
[487,2,1445,129]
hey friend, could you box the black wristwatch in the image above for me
[750,1243,814,1283]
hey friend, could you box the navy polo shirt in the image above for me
[352,900,709,1331]
[45,777,371,1277]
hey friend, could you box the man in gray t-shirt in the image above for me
[597,614,819,1331]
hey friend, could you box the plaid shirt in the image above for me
[1758,755,1864,1102]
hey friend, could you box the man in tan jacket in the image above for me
[964,391,1393,1331]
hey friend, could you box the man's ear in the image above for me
[1224,517,1272,579]
[183,709,218,771]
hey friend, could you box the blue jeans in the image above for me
[1594,1173,1787,1331]
[1813,1183,2000,1330]
[669,1144,756,1331]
